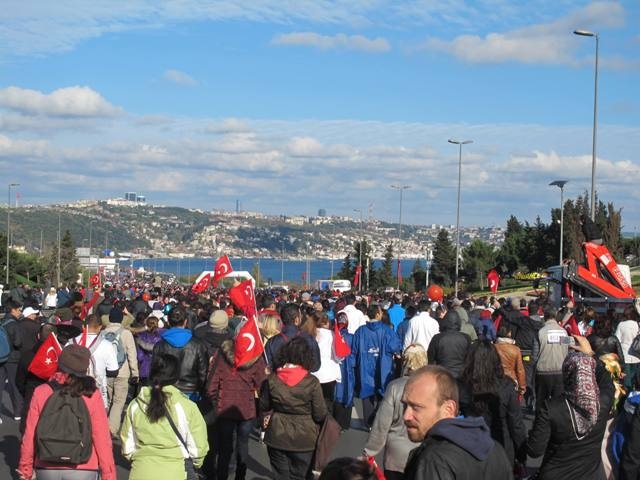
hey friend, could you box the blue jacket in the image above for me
[388,305,406,331]
[334,328,355,407]
[264,324,321,372]
[352,321,402,399]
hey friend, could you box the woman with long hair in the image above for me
[363,344,428,480]
[18,344,116,480]
[135,316,165,385]
[260,313,282,343]
[494,322,527,397]
[120,354,208,480]
[459,340,527,467]
[260,337,327,479]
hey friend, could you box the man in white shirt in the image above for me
[338,294,367,335]
[404,301,440,351]
[68,313,118,409]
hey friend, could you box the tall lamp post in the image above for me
[87,220,96,288]
[353,208,363,292]
[574,29,599,221]
[6,183,20,286]
[390,185,411,290]
[550,180,569,266]
[448,139,473,298]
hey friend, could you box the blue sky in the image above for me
[0,1,638,229]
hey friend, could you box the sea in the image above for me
[129,257,426,285]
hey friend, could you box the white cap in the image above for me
[23,307,40,317]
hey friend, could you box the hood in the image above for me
[429,416,494,461]
[161,327,192,348]
[220,339,260,370]
[440,311,461,332]
[276,365,309,387]
[365,321,385,332]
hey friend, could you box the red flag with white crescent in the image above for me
[234,315,264,367]
[213,255,233,284]
[333,322,351,358]
[229,279,257,317]
[192,273,211,294]
[396,259,402,285]
[487,269,500,293]
[28,333,62,380]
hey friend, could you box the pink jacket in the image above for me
[18,378,116,480]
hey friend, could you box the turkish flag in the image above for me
[396,259,402,285]
[234,315,264,367]
[213,255,233,284]
[353,265,362,287]
[192,273,211,294]
[333,322,351,358]
[90,273,100,287]
[80,291,102,321]
[229,279,257,317]
[28,334,62,380]
[487,269,500,293]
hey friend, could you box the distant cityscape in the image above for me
[4,192,506,264]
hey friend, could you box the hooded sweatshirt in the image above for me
[405,416,512,480]
[161,327,192,348]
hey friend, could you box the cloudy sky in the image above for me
[0,1,638,229]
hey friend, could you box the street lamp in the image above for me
[550,180,569,266]
[574,29,599,221]
[354,208,363,292]
[424,246,432,291]
[390,185,411,290]
[281,240,285,284]
[448,139,473,298]
[6,183,20,286]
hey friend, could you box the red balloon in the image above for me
[427,284,444,302]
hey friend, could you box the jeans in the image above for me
[107,376,129,435]
[36,470,99,480]
[333,403,352,431]
[267,447,314,480]
[214,417,254,480]
[362,395,382,429]
[0,361,23,417]
[320,381,335,416]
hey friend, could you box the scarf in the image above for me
[563,352,599,438]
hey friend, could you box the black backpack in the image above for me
[35,381,93,464]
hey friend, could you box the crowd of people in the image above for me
[2,279,640,479]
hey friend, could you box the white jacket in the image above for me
[404,311,440,352]
[312,328,342,384]
[615,319,640,364]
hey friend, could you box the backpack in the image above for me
[35,381,93,464]
[103,327,127,368]
[0,318,15,364]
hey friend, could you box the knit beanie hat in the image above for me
[58,344,91,377]
[209,310,229,329]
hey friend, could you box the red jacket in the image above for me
[206,339,267,420]
[18,373,116,480]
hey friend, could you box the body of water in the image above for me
[129,257,427,285]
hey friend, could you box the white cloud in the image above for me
[0,134,49,157]
[272,32,390,53]
[204,118,251,135]
[287,137,325,157]
[0,86,122,117]
[420,1,626,65]
[163,69,198,87]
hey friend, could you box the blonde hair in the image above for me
[260,314,282,340]
[402,344,428,376]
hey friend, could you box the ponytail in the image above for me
[145,354,180,423]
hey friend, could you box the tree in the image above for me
[44,230,80,286]
[462,240,497,290]
[338,253,353,281]
[431,229,456,287]
[411,259,426,292]
[376,243,394,288]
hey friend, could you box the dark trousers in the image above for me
[0,362,23,417]
[522,353,535,411]
[213,417,253,480]
[267,447,313,480]
[362,395,382,429]
[624,363,640,391]
[333,402,352,431]
[535,373,564,412]
[320,381,335,415]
